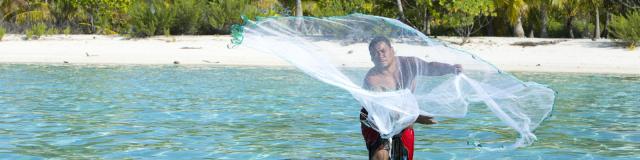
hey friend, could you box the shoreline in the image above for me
[1,34,639,75]
[3,62,638,77]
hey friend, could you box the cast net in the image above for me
[233,14,555,149]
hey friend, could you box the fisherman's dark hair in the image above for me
[368,36,392,56]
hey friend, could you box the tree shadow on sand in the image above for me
[574,39,633,50]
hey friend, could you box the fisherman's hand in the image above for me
[453,64,463,75]
[416,115,437,125]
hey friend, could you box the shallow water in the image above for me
[0,64,638,159]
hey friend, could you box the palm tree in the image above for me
[1,0,27,20]
[617,0,640,9]
[593,5,601,40]
[396,0,407,23]
[496,0,528,37]
[295,0,302,17]
[603,0,626,39]
[554,0,583,38]
[587,0,603,40]
[530,0,554,37]
[417,0,433,35]
[402,0,433,35]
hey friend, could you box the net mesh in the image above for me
[235,14,555,149]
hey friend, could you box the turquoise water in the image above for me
[0,64,638,159]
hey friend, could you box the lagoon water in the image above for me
[0,64,638,159]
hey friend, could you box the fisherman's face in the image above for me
[371,42,395,68]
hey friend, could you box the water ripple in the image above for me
[0,64,637,159]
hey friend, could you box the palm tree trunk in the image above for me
[90,13,95,33]
[593,8,600,40]
[604,10,611,38]
[295,0,302,17]
[396,0,407,22]
[423,7,431,35]
[514,16,525,37]
[567,16,575,38]
[294,0,303,30]
[582,20,589,38]
[529,27,534,38]
[540,3,549,38]
[487,17,494,36]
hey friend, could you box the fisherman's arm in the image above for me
[415,58,462,76]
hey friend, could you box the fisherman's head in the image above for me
[368,36,396,68]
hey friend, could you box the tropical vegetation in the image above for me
[609,10,640,49]
[0,26,5,40]
[0,0,638,47]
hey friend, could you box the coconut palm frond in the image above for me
[12,2,53,25]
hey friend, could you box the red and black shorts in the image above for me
[360,108,414,160]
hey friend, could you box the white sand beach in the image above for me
[0,34,638,74]
[437,36,640,75]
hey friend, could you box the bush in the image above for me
[163,28,171,37]
[308,0,373,16]
[610,11,640,49]
[546,18,565,38]
[574,19,594,38]
[33,23,47,38]
[25,30,33,40]
[128,0,175,37]
[63,26,72,35]
[128,1,156,37]
[25,23,47,40]
[0,26,5,41]
[172,0,204,35]
[207,0,271,33]
[46,27,59,35]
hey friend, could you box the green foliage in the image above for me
[0,0,638,39]
[574,19,594,38]
[154,1,175,36]
[46,26,58,35]
[207,0,261,33]
[610,11,640,49]
[1,0,25,21]
[437,0,495,43]
[307,0,373,16]
[495,0,527,25]
[128,0,174,37]
[163,28,171,37]
[63,26,72,35]
[545,17,565,37]
[76,0,131,34]
[49,0,81,26]
[172,0,203,35]
[0,26,5,41]
[253,0,285,17]
[439,0,495,28]
[24,23,46,40]
[127,1,155,37]
[15,2,53,25]
[25,30,33,40]
[32,23,46,39]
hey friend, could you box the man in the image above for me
[360,37,462,160]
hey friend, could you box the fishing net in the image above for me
[232,14,555,149]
